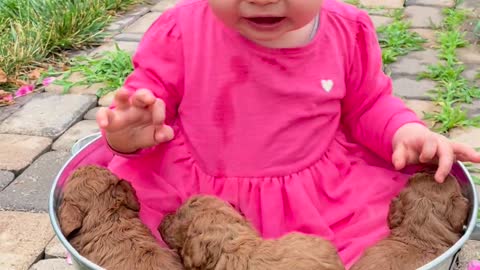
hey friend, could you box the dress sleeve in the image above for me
[341,11,424,162]
[101,9,184,157]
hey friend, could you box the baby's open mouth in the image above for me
[246,17,285,25]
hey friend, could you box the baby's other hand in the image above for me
[96,88,174,154]
[392,123,480,183]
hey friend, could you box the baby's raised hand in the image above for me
[96,88,174,154]
[392,123,480,183]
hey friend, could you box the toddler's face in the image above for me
[208,0,323,44]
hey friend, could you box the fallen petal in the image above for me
[14,85,34,98]
[468,260,480,270]
[66,253,73,265]
[42,76,56,86]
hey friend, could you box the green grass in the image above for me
[48,44,133,97]
[418,8,480,134]
[475,20,480,39]
[344,0,360,6]
[376,10,427,65]
[0,0,138,91]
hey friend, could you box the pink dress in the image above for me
[104,0,424,268]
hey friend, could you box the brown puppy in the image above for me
[350,172,470,270]
[58,165,184,270]
[159,195,345,270]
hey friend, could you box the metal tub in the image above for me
[48,133,480,270]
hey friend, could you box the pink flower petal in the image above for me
[4,94,13,102]
[14,85,34,98]
[66,253,73,265]
[42,77,55,86]
[468,260,480,270]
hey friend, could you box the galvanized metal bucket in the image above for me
[48,133,480,270]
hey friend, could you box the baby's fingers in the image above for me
[419,138,437,163]
[131,89,156,108]
[392,144,408,170]
[435,140,454,183]
[151,99,166,126]
[154,124,174,143]
[452,142,480,163]
[113,88,131,110]
[96,107,114,129]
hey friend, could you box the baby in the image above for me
[95,0,480,267]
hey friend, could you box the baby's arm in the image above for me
[98,10,184,155]
[341,11,423,163]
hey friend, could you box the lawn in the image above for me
[0,0,139,93]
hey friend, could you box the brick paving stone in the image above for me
[0,211,54,270]
[52,120,99,151]
[450,127,480,149]
[106,15,138,32]
[463,66,479,87]
[0,151,70,212]
[406,0,455,7]
[410,28,437,48]
[0,134,52,172]
[403,99,437,126]
[462,100,480,119]
[45,236,67,259]
[359,0,404,8]
[45,72,106,96]
[129,6,151,17]
[0,93,96,139]
[370,15,394,29]
[106,6,150,32]
[393,77,435,100]
[457,0,480,11]
[457,46,480,65]
[0,92,38,122]
[30,259,74,270]
[404,6,443,28]
[151,0,177,12]
[124,12,162,33]
[114,32,143,42]
[0,170,14,191]
[90,41,139,56]
[98,89,119,107]
[84,107,101,120]
[390,49,438,76]
[363,8,395,17]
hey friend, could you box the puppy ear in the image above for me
[446,195,469,232]
[58,200,84,237]
[388,197,405,229]
[113,181,140,211]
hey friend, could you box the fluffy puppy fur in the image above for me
[58,165,184,270]
[350,172,470,270]
[159,195,345,270]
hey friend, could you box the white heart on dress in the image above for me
[321,80,334,92]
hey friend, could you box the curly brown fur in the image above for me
[58,165,184,270]
[159,195,345,270]
[350,172,470,270]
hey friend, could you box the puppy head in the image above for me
[159,195,244,250]
[58,165,139,238]
[389,172,469,237]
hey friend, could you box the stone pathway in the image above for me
[0,0,478,269]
